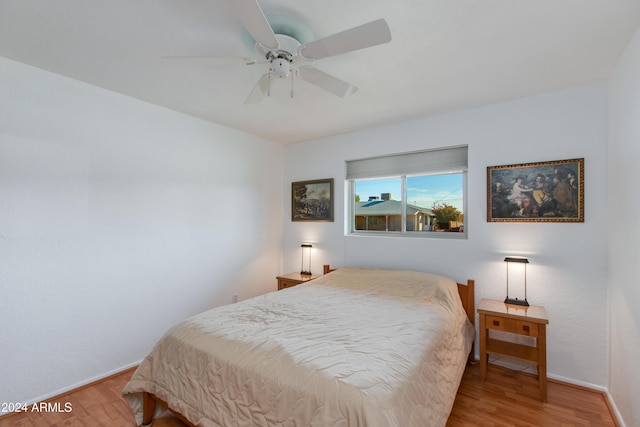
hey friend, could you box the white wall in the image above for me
[608,26,640,427]
[283,84,609,388]
[0,57,283,405]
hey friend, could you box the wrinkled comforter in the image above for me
[123,267,474,427]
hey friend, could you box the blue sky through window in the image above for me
[355,174,463,211]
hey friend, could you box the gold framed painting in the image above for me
[291,178,334,222]
[487,158,584,222]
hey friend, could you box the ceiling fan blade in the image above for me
[245,74,270,104]
[298,19,391,60]
[229,0,279,50]
[297,66,358,98]
[163,56,259,65]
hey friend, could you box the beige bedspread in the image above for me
[123,267,475,427]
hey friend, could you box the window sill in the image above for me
[346,231,467,239]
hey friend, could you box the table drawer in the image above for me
[486,315,538,337]
[278,279,300,289]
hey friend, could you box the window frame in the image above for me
[346,147,468,239]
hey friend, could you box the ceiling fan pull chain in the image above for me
[267,73,271,97]
[291,73,294,99]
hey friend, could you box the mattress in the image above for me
[122,267,475,426]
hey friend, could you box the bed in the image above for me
[122,265,475,427]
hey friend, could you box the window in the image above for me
[347,146,467,236]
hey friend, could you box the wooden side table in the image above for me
[276,272,318,290]
[478,298,549,401]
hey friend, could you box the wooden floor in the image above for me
[448,363,617,427]
[0,363,617,427]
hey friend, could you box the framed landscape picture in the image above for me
[487,158,584,222]
[291,178,334,222]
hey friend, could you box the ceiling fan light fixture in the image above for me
[269,58,291,78]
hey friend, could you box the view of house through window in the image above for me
[347,146,467,235]
[353,174,464,233]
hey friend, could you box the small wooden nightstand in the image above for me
[478,298,549,401]
[276,272,318,290]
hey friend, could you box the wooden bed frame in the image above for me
[140,265,476,427]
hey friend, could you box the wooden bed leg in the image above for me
[142,392,156,426]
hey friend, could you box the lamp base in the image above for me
[504,297,529,307]
[300,271,312,276]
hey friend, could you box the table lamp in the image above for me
[504,256,529,306]
[300,244,312,275]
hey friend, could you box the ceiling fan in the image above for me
[172,0,392,103]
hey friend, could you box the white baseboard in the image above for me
[547,372,607,392]
[603,391,627,427]
[0,360,142,418]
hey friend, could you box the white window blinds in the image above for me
[346,145,468,180]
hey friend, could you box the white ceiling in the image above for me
[1,1,639,144]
